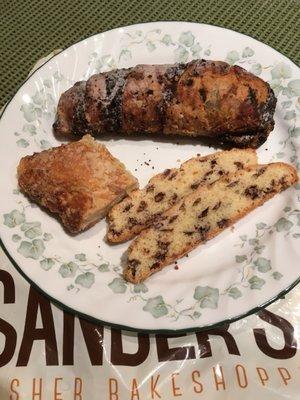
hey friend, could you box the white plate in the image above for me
[0,22,299,332]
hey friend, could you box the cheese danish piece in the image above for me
[17,135,138,233]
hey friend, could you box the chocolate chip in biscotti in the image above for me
[168,171,178,180]
[123,163,297,283]
[198,225,210,240]
[126,259,141,279]
[191,182,200,190]
[245,185,261,199]
[212,201,222,210]
[179,202,186,211]
[217,219,229,228]
[128,259,140,268]
[128,217,139,226]
[150,262,160,270]
[203,170,214,180]
[146,184,154,193]
[155,192,165,202]
[123,203,133,212]
[198,207,209,218]
[137,201,147,212]
[227,180,239,188]
[279,176,289,189]
[234,161,244,169]
[110,228,121,237]
[157,240,170,251]
[193,197,202,206]
[163,169,171,177]
[169,215,178,223]
[263,179,276,194]
[154,252,167,261]
[169,193,178,205]
[253,166,267,178]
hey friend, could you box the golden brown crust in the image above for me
[17,135,138,233]
[124,162,298,283]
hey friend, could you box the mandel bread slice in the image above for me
[107,148,258,243]
[124,162,298,283]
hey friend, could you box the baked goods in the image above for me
[124,163,298,283]
[107,148,258,243]
[53,59,276,148]
[17,135,138,233]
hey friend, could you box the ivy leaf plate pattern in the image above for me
[0,22,299,332]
